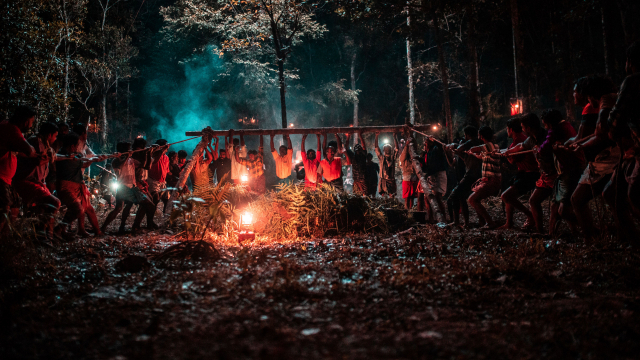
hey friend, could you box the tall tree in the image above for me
[466,4,480,128]
[162,0,327,129]
[406,4,415,125]
[0,0,66,120]
[432,14,453,142]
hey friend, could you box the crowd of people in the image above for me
[1,42,638,243]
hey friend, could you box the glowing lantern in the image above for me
[510,98,523,116]
[240,174,249,183]
[238,211,255,242]
[241,211,253,226]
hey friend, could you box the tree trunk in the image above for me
[433,16,453,143]
[511,0,519,100]
[476,49,483,114]
[64,52,70,122]
[127,82,131,140]
[101,92,108,144]
[562,25,577,123]
[277,58,287,129]
[351,51,359,145]
[510,0,527,111]
[601,6,617,77]
[467,19,480,128]
[407,13,415,125]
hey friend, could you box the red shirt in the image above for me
[301,152,321,186]
[318,157,345,182]
[0,121,28,185]
[510,132,538,173]
[149,154,170,183]
[582,103,599,115]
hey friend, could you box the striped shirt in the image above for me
[481,143,502,178]
[237,148,264,178]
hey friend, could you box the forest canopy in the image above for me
[1,0,638,148]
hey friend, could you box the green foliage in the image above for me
[245,183,410,240]
[0,0,68,120]
[168,175,238,240]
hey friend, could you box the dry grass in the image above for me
[241,183,411,241]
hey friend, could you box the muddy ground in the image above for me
[1,202,639,359]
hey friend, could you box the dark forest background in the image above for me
[2,0,639,151]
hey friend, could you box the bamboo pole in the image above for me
[184,125,434,137]
[175,137,209,190]
[406,135,445,223]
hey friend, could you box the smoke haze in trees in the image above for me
[143,49,235,151]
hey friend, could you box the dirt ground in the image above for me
[1,200,640,360]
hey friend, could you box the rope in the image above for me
[408,127,447,146]
[95,164,117,178]
[501,149,536,157]
[89,136,203,159]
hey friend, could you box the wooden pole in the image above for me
[184,125,434,137]
[406,135,445,223]
[175,138,208,190]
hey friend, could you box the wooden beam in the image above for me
[185,125,436,137]
[175,137,208,190]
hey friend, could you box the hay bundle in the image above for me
[245,184,410,240]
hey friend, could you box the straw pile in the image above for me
[243,184,412,240]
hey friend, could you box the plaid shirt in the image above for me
[481,143,502,178]
[237,147,264,178]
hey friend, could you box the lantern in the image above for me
[240,211,253,226]
[510,98,523,116]
[238,211,255,242]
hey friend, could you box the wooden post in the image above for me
[185,125,434,137]
[406,135,445,223]
[175,137,208,190]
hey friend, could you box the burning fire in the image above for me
[241,211,253,226]
[240,174,249,183]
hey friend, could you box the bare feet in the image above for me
[480,222,501,230]
[497,223,513,230]
[522,218,535,231]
